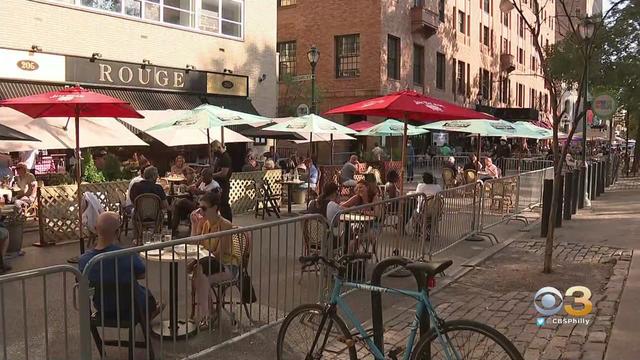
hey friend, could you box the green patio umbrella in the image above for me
[356,119,429,160]
[144,104,270,163]
[420,119,518,160]
[510,121,554,140]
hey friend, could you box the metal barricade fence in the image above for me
[480,167,553,233]
[0,265,86,360]
[428,182,483,258]
[328,193,431,282]
[78,214,328,360]
[501,158,553,175]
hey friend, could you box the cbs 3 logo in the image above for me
[534,286,593,317]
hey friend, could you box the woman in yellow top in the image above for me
[188,191,235,275]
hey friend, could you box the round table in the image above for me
[140,245,210,339]
[281,180,305,214]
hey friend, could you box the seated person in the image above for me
[12,162,37,209]
[171,155,195,185]
[263,159,276,170]
[300,158,319,191]
[296,156,307,173]
[130,166,168,210]
[463,154,483,172]
[187,192,236,325]
[309,182,341,222]
[384,170,401,199]
[415,172,442,197]
[79,212,163,320]
[340,180,382,254]
[340,155,360,187]
[483,158,501,179]
[171,168,220,236]
[125,165,148,208]
[0,153,13,185]
[442,156,459,177]
[242,154,260,172]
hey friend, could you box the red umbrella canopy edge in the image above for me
[0,85,144,118]
[347,120,376,131]
[325,90,496,122]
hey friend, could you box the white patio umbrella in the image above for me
[264,114,356,164]
[121,110,252,146]
[0,107,147,152]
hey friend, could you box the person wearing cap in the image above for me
[12,162,37,209]
[93,149,108,171]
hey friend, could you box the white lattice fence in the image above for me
[38,181,128,244]
[229,170,282,214]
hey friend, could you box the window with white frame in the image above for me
[51,0,244,38]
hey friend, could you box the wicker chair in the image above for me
[489,179,517,213]
[301,215,327,275]
[442,168,457,189]
[463,169,478,184]
[132,193,163,243]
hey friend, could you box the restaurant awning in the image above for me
[0,80,260,113]
[0,107,148,152]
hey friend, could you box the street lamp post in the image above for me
[307,45,320,115]
[578,17,596,165]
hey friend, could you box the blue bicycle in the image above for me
[277,254,523,360]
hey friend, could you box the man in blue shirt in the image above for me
[79,212,162,319]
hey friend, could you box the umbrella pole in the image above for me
[477,134,482,162]
[75,110,85,255]
[221,127,225,146]
[330,134,334,165]
[307,133,313,209]
[207,128,212,165]
[401,120,408,195]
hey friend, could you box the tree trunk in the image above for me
[632,124,640,175]
[543,163,562,273]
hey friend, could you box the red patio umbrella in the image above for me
[347,120,375,131]
[0,85,144,256]
[326,90,495,191]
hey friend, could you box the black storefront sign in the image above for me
[64,55,248,96]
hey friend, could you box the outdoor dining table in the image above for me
[281,179,305,214]
[140,244,210,339]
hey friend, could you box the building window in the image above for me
[518,15,525,37]
[458,10,466,33]
[518,48,524,64]
[480,68,492,100]
[457,60,466,96]
[483,26,490,46]
[277,41,296,80]
[483,0,490,13]
[387,35,401,80]
[438,0,445,21]
[501,38,509,53]
[278,0,296,6]
[530,88,536,108]
[531,56,537,72]
[502,12,509,27]
[436,52,446,90]
[56,0,245,38]
[500,78,510,103]
[413,44,425,85]
[335,34,360,78]
[253,137,267,145]
[516,83,525,107]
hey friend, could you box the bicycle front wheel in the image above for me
[277,303,357,360]
[410,320,523,360]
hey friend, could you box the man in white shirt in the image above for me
[171,168,220,236]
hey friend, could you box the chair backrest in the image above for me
[231,231,251,268]
[463,169,477,184]
[302,217,326,254]
[442,168,456,187]
[133,193,162,223]
[426,195,444,219]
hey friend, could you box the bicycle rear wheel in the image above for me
[277,303,357,360]
[410,320,523,360]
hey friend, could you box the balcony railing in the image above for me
[500,53,516,73]
[411,5,439,38]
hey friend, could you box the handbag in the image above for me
[239,269,258,304]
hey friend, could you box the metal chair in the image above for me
[209,231,255,328]
[132,193,163,243]
[252,180,280,219]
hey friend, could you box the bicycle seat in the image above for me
[405,260,453,278]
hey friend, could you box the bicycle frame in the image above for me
[323,276,440,360]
